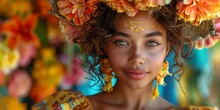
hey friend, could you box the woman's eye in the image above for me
[114,40,129,46]
[146,41,160,46]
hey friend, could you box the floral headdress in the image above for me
[49,0,220,49]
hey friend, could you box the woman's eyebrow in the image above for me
[115,32,129,37]
[146,31,163,37]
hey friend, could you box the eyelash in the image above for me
[146,41,160,46]
[114,40,160,47]
[114,40,128,46]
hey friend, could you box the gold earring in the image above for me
[152,61,172,99]
[100,58,114,92]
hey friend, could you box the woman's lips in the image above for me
[125,70,148,80]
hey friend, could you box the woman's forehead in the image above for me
[116,11,165,32]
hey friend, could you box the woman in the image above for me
[33,0,220,109]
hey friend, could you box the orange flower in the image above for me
[30,84,57,103]
[135,0,171,9]
[103,0,136,13]
[103,0,171,17]
[177,0,220,25]
[0,14,40,49]
[57,0,99,26]
[36,0,51,17]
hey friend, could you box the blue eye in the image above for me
[114,40,129,46]
[147,41,160,46]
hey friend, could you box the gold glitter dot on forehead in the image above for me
[125,20,154,34]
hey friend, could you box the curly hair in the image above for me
[77,2,193,88]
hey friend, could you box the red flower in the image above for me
[0,71,4,85]
[0,14,40,49]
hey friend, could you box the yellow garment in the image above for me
[32,90,93,110]
[32,90,218,110]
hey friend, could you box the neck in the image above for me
[110,80,154,109]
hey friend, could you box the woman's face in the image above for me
[105,11,170,89]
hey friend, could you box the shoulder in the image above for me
[32,90,93,110]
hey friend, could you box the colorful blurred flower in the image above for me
[7,70,32,98]
[177,0,220,25]
[47,19,65,46]
[0,43,20,74]
[18,44,37,67]
[0,96,26,110]
[0,0,11,15]
[10,1,33,17]
[0,14,40,49]
[57,0,99,25]
[62,57,86,88]
[59,20,81,43]
[36,0,51,17]
[0,0,32,17]
[0,70,4,85]
[32,48,65,86]
[30,84,57,103]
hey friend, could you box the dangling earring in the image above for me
[100,58,114,92]
[152,61,172,99]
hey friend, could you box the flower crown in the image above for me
[50,0,220,49]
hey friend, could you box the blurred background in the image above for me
[0,0,219,109]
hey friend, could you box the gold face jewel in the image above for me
[125,21,154,34]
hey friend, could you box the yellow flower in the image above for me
[0,0,32,17]
[32,48,65,86]
[0,43,20,74]
[10,1,33,17]
[0,96,26,110]
[102,0,171,17]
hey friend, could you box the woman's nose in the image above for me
[128,46,145,66]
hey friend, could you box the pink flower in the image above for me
[59,20,81,43]
[195,18,220,49]
[62,57,86,88]
[18,44,37,67]
[57,0,99,25]
[7,70,32,98]
[195,36,220,49]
